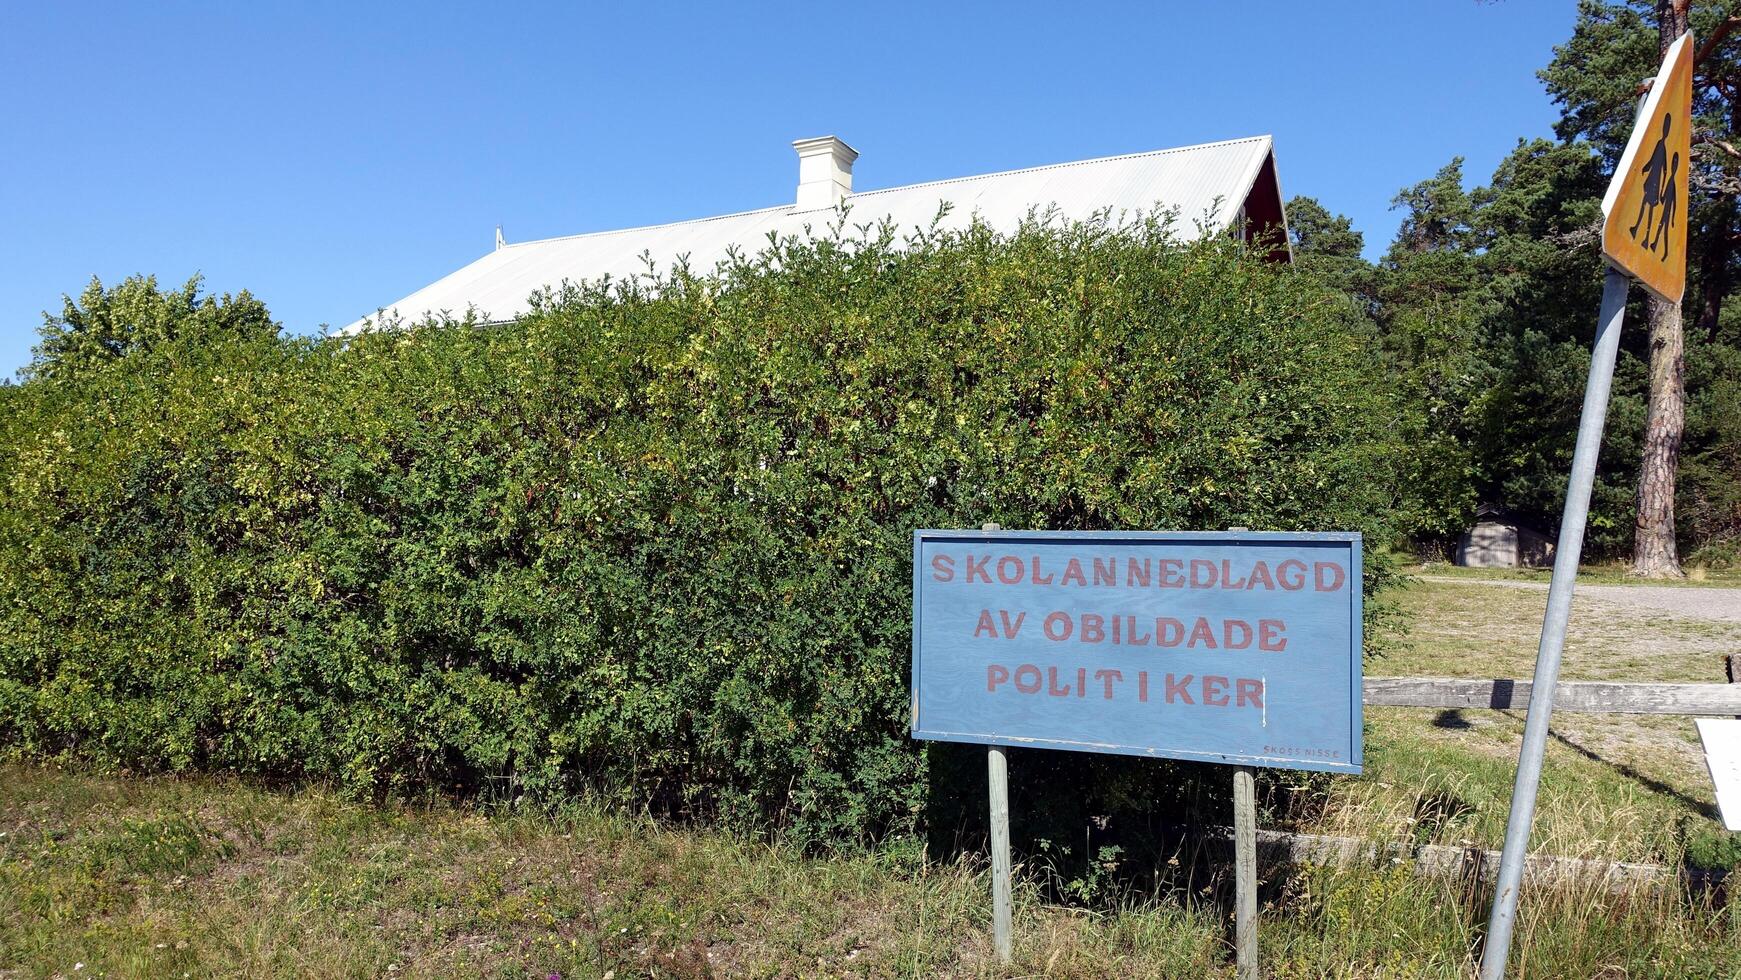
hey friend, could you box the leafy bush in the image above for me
[0,215,1406,842]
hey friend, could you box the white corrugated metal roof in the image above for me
[338,135,1278,335]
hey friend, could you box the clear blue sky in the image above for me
[1,1,1577,378]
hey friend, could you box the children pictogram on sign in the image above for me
[1653,153,1680,258]
[1627,114,1675,255]
[1600,28,1692,301]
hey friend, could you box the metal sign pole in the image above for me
[1479,266,1629,979]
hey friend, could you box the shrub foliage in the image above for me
[0,217,1405,840]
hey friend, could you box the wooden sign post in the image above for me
[981,520,1015,961]
[911,527,1364,973]
[1232,764,1258,980]
[987,743,1013,960]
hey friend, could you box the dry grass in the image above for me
[0,764,1229,978]
[1305,575,1741,867]
[1382,576,1739,683]
[7,759,1734,978]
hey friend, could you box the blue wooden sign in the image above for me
[911,530,1363,774]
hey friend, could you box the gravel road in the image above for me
[1419,576,1741,624]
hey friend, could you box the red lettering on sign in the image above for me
[1190,559,1218,588]
[1031,556,1055,585]
[1202,675,1230,707]
[1127,615,1152,645]
[1126,558,1151,587]
[1259,619,1288,651]
[1236,677,1264,708]
[931,554,955,582]
[1043,612,1073,641]
[1246,561,1274,590]
[1277,560,1307,590]
[1220,559,1247,590]
[1093,557,1116,586]
[1315,561,1346,592]
[1159,558,1185,588]
[1187,617,1218,649]
[965,554,993,584]
[973,610,998,639]
[998,610,1026,639]
[1157,617,1185,647]
[1062,558,1088,586]
[1165,673,1195,704]
[986,663,1266,710]
[1224,620,1253,649]
[996,556,1024,584]
[1080,614,1105,643]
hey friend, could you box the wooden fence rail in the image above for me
[1363,676,1741,716]
[1224,827,1726,892]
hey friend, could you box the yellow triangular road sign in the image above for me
[1602,31,1693,303]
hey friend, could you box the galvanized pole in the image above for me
[1232,765,1258,980]
[981,522,1014,964]
[1479,267,1629,979]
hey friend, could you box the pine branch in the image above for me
[1696,16,1741,66]
[1695,131,1741,162]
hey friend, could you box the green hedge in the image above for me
[0,217,1406,841]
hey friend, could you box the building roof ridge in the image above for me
[497,135,1274,250]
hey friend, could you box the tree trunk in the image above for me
[1659,2,1688,50]
[1633,295,1687,576]
[1633,0,1690,578]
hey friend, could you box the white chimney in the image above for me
[793,135,858,211]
